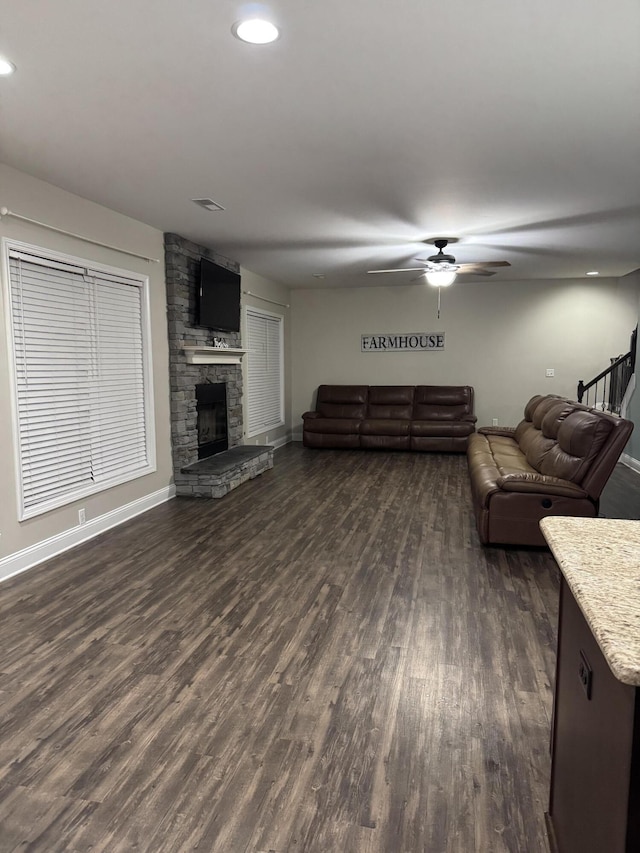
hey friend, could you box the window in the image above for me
[245,306,284,437]
[4,241,155,520]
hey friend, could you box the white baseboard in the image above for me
[0,485,176,584]
[271,433,291,449]
[621,453,640,475]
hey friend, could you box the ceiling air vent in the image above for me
[192,198,226,212]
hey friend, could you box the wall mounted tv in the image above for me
[197,258,241,332]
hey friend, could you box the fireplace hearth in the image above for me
[196,383,228,459]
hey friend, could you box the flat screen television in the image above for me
[197,258,241,332]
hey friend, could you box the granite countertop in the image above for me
[540,517,640,686]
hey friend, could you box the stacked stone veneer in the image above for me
[165,233,252,495]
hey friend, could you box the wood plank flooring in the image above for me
[600,461,640,520]
[0,445,560,853]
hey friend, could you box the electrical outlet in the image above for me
[78,508,86,525]
[492,418,499,426]
[546,368,555,377]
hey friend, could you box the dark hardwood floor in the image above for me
[600,462,640,520]
[0,445,561,852]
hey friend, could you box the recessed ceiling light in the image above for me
[232,18,280,44]
[0,56,16,76]
[586,270,600,276]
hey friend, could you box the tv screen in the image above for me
[197,258,241,332]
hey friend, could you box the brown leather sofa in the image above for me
[302,385,476,452]
[467,394,634,547]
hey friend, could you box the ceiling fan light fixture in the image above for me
[425,269,457,287]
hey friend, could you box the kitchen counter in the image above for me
[541,515,640,853]
[540,516,640,686]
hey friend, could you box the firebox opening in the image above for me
[196,383,228,459]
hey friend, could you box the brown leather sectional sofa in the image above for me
[467,394,633,547]
[302,385,476,452]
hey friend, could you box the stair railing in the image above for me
[577,326,637,414]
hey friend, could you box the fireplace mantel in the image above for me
[182,345,247,365]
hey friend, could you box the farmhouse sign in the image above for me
[361,333,445,353]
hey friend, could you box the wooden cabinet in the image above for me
[547,578,640,853]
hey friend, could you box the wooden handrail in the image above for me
[577,326,637,405]
[578,351,633,400]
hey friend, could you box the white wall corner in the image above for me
[0,486,176,584]
[620,372,636,419]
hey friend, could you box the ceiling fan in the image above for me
[368,238,511,287]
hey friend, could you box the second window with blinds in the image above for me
[245,306,284,439]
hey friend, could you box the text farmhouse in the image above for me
[361,333,445,353]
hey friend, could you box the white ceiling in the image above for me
[1,0,640,289]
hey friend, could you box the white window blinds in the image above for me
[246,307,284,437]
[7,247,154,519]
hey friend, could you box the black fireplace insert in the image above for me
[196,383,228,459]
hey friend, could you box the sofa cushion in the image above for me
[541,400,577,438]
[523,394,546,422]
[411,420,476,438]
[367,386,414,419]
[303,417,364,435]
[540,410,613,482]
[361,418,411,436]
[531,395,564,429]
[316,384,368,420]
[414,385,475,421]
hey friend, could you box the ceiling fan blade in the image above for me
[367,267,425,274]
[457,260,511,269]
[457,268,495,276]
[414,258,511,269]
[410,273,428,282]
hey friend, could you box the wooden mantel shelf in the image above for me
[182,345,247,365]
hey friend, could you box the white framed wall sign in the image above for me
[361,333,445,352]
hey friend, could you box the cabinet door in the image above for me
[549,579,635,853]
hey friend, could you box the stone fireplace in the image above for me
[164,233,273,497]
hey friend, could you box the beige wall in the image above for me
[0,164,173,559]
[290,277,638,435]
[240,268,292,446]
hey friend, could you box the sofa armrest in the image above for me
[462,415,478,424]
[302,411,320,420]
[478,426,516,437]
[496,472,588,498]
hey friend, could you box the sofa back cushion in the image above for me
[367,386,414,419]
[523,395,545,422]
[413,385,473,421]
[517,399,576,469]
[540,410,613,482]
[540,400,577,438]
[515,395,619,487]
[515,394,562,444]
[316,385,368,419]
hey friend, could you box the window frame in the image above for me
[2,237,156,520]
[244,304,285,439]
